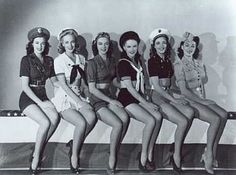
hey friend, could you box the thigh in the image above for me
[208,103,227,119]
[41,100,59,123]
[23,104,49,124]
[172,103,195,120]
[108,104,129,122]
[126,103,155,123]
[79,107,97,125]
[139,103,162,121]
[158,103,186,124]
[189,102,219,123]
[61,108,86,126]
[97,107,122,127]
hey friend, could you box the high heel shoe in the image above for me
[204,147,218,168]
[136,152,148,172]
[200,153,214,174]
[170,154,182,173]
[29,157,39,175]
[106,166,115,175]
[146,159,156,171]
[68,144,79,174]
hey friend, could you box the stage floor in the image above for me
[0,143,235,174]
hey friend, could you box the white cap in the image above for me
[149,28,170,43]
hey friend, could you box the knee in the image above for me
[50,113,60,126]
[41,118,51,130]
[75,118,86,132]
[115,119,123,132]
[87,110,97,124]
[179,117,188,128]
[185,107,195,120]
[209,114,221,127]
[147,116,156,129]
[120,112,130,125]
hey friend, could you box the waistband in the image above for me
[30,80,45,86]
[96,83,110,89]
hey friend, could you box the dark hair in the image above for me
[57,32,80,54]
[177,36,200,59]
[149,35,171,59]
[92,32,113,58]
[26,40,50,56]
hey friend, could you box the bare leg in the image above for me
[126,103,156,166]
[108,104,130,142]
[208,104,227,162]
[61,109,87,169]
[23,104,51,170]
[159,103,188,167]
[97,107,123,169]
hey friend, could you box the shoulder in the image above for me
[54,53,65,64]
[78,54,86,63]
[148,56,157,65]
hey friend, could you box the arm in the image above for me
[121,78,158,111]
[89,82,122,107]
[21,76,53,108]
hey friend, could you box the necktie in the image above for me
[70,65,88,85]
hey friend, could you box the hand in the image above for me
[200,99,216,105]
[173,98,188,105]
[146,102,159,112]
[109,99,123,107]
[38,101,55,109]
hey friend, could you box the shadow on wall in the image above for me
[199,33,221,102]
[219,36,236,110]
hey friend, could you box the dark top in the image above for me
[118,58,141,81]
[86,55,116,84]
[20,53,55,84]
[148,56,173,78]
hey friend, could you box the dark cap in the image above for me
[27,27,50,42]
[119,31,140,49]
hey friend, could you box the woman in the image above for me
[148,28,195,172]
[86,32,129,174]
[117,31,162,171]
[19,27,60,174]
[51,28,97,174]
[174,32,227,174]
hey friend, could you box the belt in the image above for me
[96,83,110,89]
[30,80,45,86]
[29,84,45,88]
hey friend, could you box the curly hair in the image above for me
[26,40,50,56]
[177,36,200,60]
[92,32,113,58]
[149,35,171,59]
[57,31,80,54]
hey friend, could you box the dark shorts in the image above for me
[19,87,48,111]
[89,89,110,112]
[117,88,139,107]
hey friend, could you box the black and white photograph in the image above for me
[0,0,236,174]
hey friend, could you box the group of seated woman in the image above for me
[19,27,228,175]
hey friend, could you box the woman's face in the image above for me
[97,37,109,55]
[123,39,138,59]
[182,40,196,58]
[154,36,167,55]
[62,34,76,53]
[33,37,46,55]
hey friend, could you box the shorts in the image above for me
[89,88,110,112]
[19,88,48,111]
[117,88,139,107]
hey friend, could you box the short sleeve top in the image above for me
[148,56,174,78]
[54,53,85,81]
[173,56,206,89]
[86,55,116,84]
[118,59,140,81]
[20,53,55,83]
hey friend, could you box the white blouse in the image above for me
[51,53,88,112]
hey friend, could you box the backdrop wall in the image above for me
[0,0,236,143]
